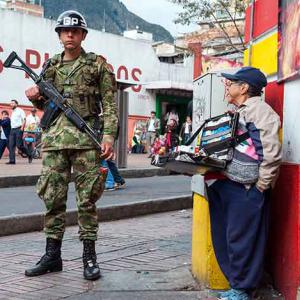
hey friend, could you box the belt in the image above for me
[12,126,22,129]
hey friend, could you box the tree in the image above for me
[169,0,248,53]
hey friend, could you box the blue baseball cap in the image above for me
[221,67,267,90]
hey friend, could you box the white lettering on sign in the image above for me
[63,17,79,26]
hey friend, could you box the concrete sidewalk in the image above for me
[0,209,211,300]
[0,154,171,188]
[0,209,281,300]
[0,153,152,177]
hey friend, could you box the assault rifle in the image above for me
[4,51,103,151]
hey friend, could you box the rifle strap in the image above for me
[40,59,51,79]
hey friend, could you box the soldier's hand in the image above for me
[101,142,114,160]
[25,85,42,101]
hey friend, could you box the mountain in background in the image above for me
[41,0,174,43]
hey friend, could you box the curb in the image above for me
[0,167,171,188]
[0,194,192,236]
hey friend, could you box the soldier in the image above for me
[24,10,118,280]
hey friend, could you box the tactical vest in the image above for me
[43,52,104,120]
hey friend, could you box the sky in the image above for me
[120,0,199,37]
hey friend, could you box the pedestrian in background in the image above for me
[0,110,11,159]
[131,129,144,153]
[103,158,126,191]
[165,106,179,127]
[23,107,41,160]
[145,111,160,157]
[108,159,126,189]
[102,159,116,191]
[25,107,40,132]
[7,99,32,164]
[206,67,282,300]
[164,119,179,153]
[179,115,192,144]
[24,10,118,281]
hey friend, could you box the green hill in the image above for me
[41,0,174,43]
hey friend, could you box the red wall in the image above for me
[268,164,300,300]
[265,81,284,124]
[244,0,279,43]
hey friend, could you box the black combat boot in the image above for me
[82,240,101,280]
[25,238,62,277]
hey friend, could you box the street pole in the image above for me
[248,0,255,66]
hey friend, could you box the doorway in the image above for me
[156,94,191,134]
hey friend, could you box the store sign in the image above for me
[0,10,162,106]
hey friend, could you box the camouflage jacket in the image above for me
[30,48,118,151]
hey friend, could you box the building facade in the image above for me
[0,10,193,148]
[175,2,246,63]
[1,0,43,17]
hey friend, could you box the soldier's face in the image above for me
[59,28,86,51]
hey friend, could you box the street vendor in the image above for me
[206,67,282,300]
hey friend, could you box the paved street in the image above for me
[0,210,211,300]
[1,175,191,217]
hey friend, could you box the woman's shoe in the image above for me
[219,289,250,300]
[104,186,115,191]
[114,181,126,189]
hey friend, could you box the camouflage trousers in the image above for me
[37,149,105,241]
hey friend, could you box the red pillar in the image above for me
[188,42,202,80]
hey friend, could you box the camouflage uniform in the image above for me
[30,49,118,241]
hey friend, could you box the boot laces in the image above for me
[83,241,97,266]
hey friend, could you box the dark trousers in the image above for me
[183,133,191,144]
[8,128,30,163]
[206,179,270,290]
[107,160,124,184]
[132,144,144,153]
[0,139,8,159]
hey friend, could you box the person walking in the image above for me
[0,110,11,159]
[145,111,160,156]
[179,115,192,144]
[107,159,126,189]
[102,159,116,191]
[24,10,118,281]
[25,107,40,132]
[205,67,282,300]
[7,99,32,164]
[24,107,41,160]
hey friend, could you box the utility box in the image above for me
[192,72,233,132]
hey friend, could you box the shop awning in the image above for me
[145,81,193,97]
[116,79,141,91]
